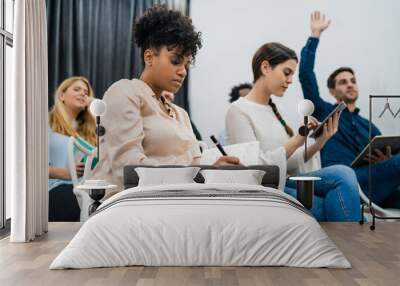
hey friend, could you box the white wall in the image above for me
[190,0,400,144]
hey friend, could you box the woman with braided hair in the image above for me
[225,42,360,222]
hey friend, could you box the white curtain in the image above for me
[8,0,48,242]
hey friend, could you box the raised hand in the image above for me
[310,11,331,38]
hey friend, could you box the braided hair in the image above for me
[252,42,298,137]
[268,99,294,137]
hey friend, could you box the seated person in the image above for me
[228,83,252,103]
[225,41,360,222]
[90,5,239,193]
[299,11,400,208]
[48,76,97,221]
[219,83,252,145]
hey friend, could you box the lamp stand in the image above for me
[95,116,106,161]
[304,116,308,162]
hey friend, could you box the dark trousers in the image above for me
[49,184,80,222]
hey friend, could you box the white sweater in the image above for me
[225,97,321,189]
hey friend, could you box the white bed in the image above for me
[50,183,350,269]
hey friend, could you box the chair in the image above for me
[359,184,400,220]
[67,136,97,222]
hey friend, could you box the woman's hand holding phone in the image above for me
[314,111,340,148]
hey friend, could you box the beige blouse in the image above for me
[90,79,201,192]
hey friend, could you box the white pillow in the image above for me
[135,167,200,186]
[200,169,266,185]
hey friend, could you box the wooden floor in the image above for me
[0,222,399,286]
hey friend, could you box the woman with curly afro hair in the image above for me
[90,5,239,193]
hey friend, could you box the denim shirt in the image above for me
[299,37,381,167]
[48,128,96,191]
[48,128,72,191]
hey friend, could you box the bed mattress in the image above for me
[50,183,350,269]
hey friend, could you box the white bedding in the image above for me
[50,183,350,269]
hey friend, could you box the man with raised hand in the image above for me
[299,11,400,209]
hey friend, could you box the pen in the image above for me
[210,135,227,156]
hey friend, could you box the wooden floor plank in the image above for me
[0,222,399,286]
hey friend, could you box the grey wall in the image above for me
[190,0,400,144]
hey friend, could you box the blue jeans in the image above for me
[355,154,400,208]
[285,165,361,222]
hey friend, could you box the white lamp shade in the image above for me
[90,99,107,116]
[297,99,315,116]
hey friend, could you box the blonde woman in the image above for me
[48,76,96,221]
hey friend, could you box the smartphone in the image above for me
[309,102,346,138]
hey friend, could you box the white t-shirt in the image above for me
[225,97,321,189]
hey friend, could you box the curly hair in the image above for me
[229,83,252,103]
[134,5,202,63]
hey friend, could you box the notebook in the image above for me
[200,141,260,165]
[351,135,400,167]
